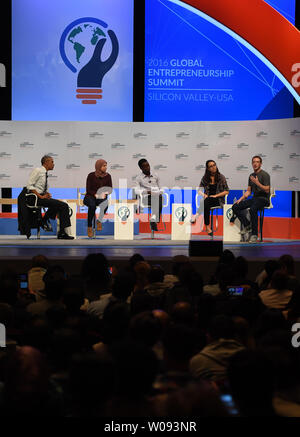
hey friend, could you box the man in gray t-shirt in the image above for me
[232,156,270,242]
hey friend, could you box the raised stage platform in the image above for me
[0,235,299,283]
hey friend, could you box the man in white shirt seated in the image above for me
[135,159,163,232]
[26,155,74,240]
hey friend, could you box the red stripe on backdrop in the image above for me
[2,214,299,239]
[181,0,300,98]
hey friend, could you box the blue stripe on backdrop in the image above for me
[11,188,292,218]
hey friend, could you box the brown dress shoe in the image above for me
[87,227,93,238]
[96,220,102,231]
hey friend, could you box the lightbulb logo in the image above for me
[226,208,234,220]
[175,207,188,225]
[59,17,119,104]
[118,206,130,224]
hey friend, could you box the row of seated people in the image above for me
[0,250,299,416]
[18,155,271,242]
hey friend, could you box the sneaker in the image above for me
[190,215,196,224]
[57,232,74,240]
[87,227,93,238]
[96,220,102,231]
[239,225,251,235]
[249,235,258,243]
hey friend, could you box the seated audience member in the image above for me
[284,291,300,324]
[86,269,135,319]
[279,254,300,292]
[203,264,224,296]
[129,311,163,353]
[47,328,84,391]
[163,255,189,288]
[0,346,64,416]
[93,301,131,354]
[189,315,245,384]
[67,351,114,417]
[162,323,200,375]
[211,266,236,314]
[22,315,52,354]
[26,265,66,316]
[169,302,197,329]
[227,349,276,416]
[81,253,112,304]
[128,253,145,272]
[0,269,22,307]
[130,291,156,316]
[258,330,300,417]
[232,256,258,291]
[164,263,201,313]
[153,324,202,408]
[232,316,255,349]
[255,259,281,291]
[176,263,203,307]
[259,271,293,309]
[217,249,236,268]
[164,380,230,417]
[0,270,32,337]
[27,254,49,301]
[143,265,170,310]
[62,277,87,315]
[133,261,151,292]
[253,309,288,342]
[203,250,235,296]
[196,293,217,331]
[106,340,159,416]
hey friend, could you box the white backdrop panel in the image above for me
[0,118,299,190]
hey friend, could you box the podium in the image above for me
[171,203,191,240]
[114,203,134,240]
[223,204,240,242]
[57,200,77,239]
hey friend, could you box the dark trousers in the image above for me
[145,193,163,222]
[232,197,269,236]
[83,196,108,227]
[196,197,220,225]
[37,198,71,231]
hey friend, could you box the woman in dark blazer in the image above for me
[191,160,229,235]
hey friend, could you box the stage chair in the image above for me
[25,192,44,239]
[195,194,228,239]
[135,190,169,239]
[258,188,275,241]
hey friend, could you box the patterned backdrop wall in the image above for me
[0,118,299,191]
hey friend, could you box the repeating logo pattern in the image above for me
[0,118,299,190]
